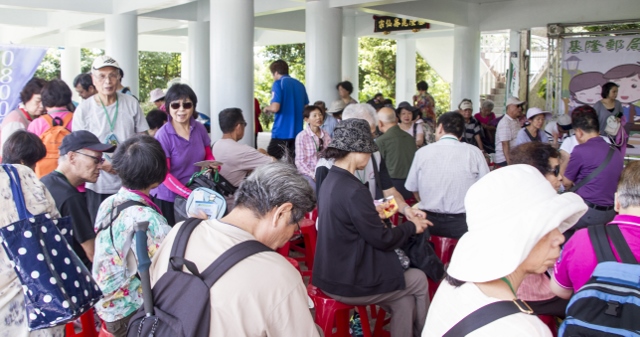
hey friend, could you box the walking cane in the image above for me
[133,221,154,316]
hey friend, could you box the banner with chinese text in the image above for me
[561,35,640,118]
[0,45,47,124]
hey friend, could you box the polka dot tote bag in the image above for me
[0,165,102,330]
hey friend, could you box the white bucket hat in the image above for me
[526,107,552,121]
[447,165,587,283]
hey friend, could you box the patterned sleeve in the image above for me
[294,132,316,178]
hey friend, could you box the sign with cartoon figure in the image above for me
[561,35,640,122]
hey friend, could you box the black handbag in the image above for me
[174,169,237,223]
[401,231,445,281]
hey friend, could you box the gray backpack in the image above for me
[126,218,271,337]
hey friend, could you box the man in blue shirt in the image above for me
[263,60,309,159]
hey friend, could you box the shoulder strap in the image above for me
[568,146,615,193]
[443,300,529,337]
[371,153,382,193]
[42,114,54,127]
[413,123,417,138]
[605,224,638,264]
[200,240,272,288]
[588,225,617,263]
[168,218,204,275]
[61,112,73,127]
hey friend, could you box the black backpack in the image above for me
[126,218,272,337]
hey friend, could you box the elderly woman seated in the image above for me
[92,135,172,337]
[423,165,587,337]
[313,118,430,337]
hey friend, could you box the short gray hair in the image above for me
[343,103,378,128]
[617,161,640,209]
[481,99,495,111]
[234,162,316,223]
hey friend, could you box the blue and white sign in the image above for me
[0,46,47,124]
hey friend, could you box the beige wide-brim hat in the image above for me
[447,165,588,283]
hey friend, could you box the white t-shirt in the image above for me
[559,135,611,155]
[423,282,552,337]
[544,121,571,146]
[72,93,148,194]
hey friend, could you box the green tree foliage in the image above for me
[358,37,396,103]
[260,43,306,83]
[138,51,182,103]
[34,49,61,80]
[35,48,104,81]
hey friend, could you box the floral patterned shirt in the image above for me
[0,164,63,337]
[91,187,170,322]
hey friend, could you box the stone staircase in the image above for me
[484,80,507,116]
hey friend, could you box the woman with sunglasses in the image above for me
[507,141,569,318]
[295,105,332,191]
[151,83,214,226]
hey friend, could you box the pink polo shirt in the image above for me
[26,110,73,136]
[553,214,640,292]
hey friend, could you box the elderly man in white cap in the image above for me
[494,96,526,167]
[72,55,149,225]
[544,113,572,148]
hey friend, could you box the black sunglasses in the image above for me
[73,151,105,164]
[170,102,193,110]
[548,165,560,177]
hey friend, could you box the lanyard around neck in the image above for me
[309,127,322,152]
[99,96,119,132]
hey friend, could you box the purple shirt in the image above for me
[564,137,623,206]
[152,118,211,202]
[554,214,640,292]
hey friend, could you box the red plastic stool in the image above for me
[538,315,558,337]
[65,308,98,337]
[308,284,387,337]
[428,235,459,299]
[98,321,114,337]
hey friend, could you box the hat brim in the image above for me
[508,100,526,106]
[559,124,573,131]
[85,143,116,153]
[528,111,552,121]
[328,109,344,114]
[447,192,587,283]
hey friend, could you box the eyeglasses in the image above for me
[548,165,560,177]
[73,151,105,165]
[93,73,120,83]
[295,222,301,232]
[170,102,193,110]
[239,121,247,128]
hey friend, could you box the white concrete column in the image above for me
[452,25,481,110]
[188,21,210,117]
[306,0,342,104]
[342,10,358,101]
[181,51,190,84]
[210,0,254,146]
[60,46,81,102]
[395,36,416,105]
[105,13,139,96]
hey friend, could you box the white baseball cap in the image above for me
[526,107,552,120]
[447,165,587,283]
[91,55,121,71]
[506,96,526,107]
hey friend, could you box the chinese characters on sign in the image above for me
[373,16,430,34]
[567,37,640,54]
